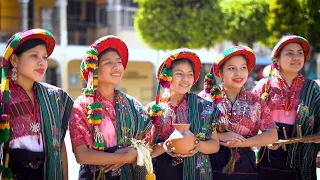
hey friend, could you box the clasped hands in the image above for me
[103,147,137,173]
[218,132,247,148]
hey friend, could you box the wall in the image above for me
[0,0,19,33]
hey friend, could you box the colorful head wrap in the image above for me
[150,48,201,125]
[80,35,128,150]
[203,45,256,104]
[0,28,55,180]
[261,35,310,103]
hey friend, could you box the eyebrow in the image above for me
[173,69,193,73]
[100,57,121,62]
[227,63,247,67]
[285,49,303,52]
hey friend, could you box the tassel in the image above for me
[204,73,214,93]
[159,64,172,89]
[87,102,103,125]
[222,148,240,174]
[160,88,170,103]
[93,126,105,150]
[210,86,222,105]
[149,104,162,125]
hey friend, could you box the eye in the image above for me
[228,67,235,71]
[286,52,292,55]
[31,54,37,58]
[241,66,247,70]
[188,73,194,77]
[176,72,183,76]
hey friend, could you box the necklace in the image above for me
[278,77,299,116]
[220,86,246,127]
[10,82,40,144]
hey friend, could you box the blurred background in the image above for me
[0,0,319,179]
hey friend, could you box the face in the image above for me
[277,43,304,74]
[98,50,124,86]
[220,55,248,91]
[10,44,48,83]
[169,62,194,95]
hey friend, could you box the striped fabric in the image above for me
[36,82,73,179]
[287,79,320,180]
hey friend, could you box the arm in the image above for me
[241,128,277,147]
[197,130,219,154]
[73,144,137,165]
[151,142,165,158]
[61,141,68,180]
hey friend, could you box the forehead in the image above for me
[171,61,193,71]
[282,42,303,51]
[224,55,247,66]
[99,50,121,60]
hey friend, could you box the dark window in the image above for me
[86,2,96,23]
[45,67,57,86]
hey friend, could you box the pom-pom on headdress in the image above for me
[262,35,310,103]
[204,45,256,104]
[149,48,202,125]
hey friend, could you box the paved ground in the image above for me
[65,131,320,179]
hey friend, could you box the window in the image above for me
[98,7,107,27]
[86,2,96,24]
[121,6,136,29]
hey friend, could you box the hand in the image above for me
[163,139,182,158]
[268,144,280,150]
[220,140,245,148]
[182,139,200,157]
[125,147,138,164]
[104,163,125,173]
[218,132,247,143]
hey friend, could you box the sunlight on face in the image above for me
[169,61,195,95]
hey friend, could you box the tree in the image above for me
[267,0,320,77]
[134,0,223,50]
[219,0,270,48]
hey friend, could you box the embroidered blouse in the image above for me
[69,90,117,150]
[253,74,305,125]
[9,82,43,152]
[199,87,276,137]
[145,96,190,142]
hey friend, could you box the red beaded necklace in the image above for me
[10,82,40,144]
[168,94,187,125]
[278,77,299,116]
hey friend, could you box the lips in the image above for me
[179,84,190,87]
[232,78,243,83]
[111,73,121,77]
[35,69,45,75]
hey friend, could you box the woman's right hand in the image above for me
[163,139,182,157]
[218,132,247,143]
[125,147,138,164]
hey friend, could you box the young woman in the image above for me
[147,48,220,180]
[0,29,73,179]
[253,35,320,180]
[68,36,154,180]
[199,46,278,180]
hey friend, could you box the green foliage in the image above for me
[220,0,270,48]
[267,0,306,47]
[134,0,223,50]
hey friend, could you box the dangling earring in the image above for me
[11,67,17,81]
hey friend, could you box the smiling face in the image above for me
[10,44,48,83]
[169,59,195,96]
[276,42,304,74]
[220,55,248,91]
[97,49,124,86]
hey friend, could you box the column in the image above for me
[107,0,122,36]
[19,0,29,31]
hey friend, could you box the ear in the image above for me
[10,54,18,68]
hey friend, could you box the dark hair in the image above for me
[97,48,121,65]
[170,58,195,75]
[9,38,46,69]
[14,39,46,56]
[219,54,248,72]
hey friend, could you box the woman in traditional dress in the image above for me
[253,35,320,180]
[199,46,278,180]
[147,48,220,180]
[68,36,154,180]
[0,29,73,179]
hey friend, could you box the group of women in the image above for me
[0,28,319,180]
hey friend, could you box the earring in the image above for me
[277,66,280,70]
[11,67,17,81]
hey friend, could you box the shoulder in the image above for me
[37,82,70,96]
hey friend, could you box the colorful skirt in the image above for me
[211,145,258,180]
[9,148,45,180]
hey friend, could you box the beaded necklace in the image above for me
[278,77,300,116]
[220,85,247,127]
[167,94,188,125]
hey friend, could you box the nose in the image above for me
[113,62,121,70]
[38,58,46,65]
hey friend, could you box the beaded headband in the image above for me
[0,28,55,180]
[261,35,310,103]
[150,48,201,125]
[204,45,256,104]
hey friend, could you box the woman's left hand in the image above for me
[182,139,200,157]
[104,163,125,173]
[220,140,245,148]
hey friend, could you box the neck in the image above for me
[224,85,242,103]
[97,83,115,100]
[170,91,185,105]
[279,71,299,87]
[15,76,34,94]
